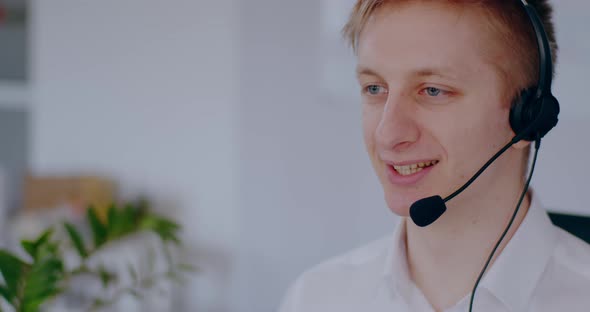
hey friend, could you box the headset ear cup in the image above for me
[509,88,560,141]
[509,88,536,139]
[535,94,560,138]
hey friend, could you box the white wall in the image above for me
[531,1,590,215]
[30,1,239,311]
[29,1,590,312]
[232,1,394,311]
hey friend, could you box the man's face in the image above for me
[357,2,523,217]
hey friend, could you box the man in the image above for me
[279,1,590,311]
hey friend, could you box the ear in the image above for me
[513,139,531,150]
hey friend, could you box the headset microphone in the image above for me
[408,112,549,228]
[409,137,519,227]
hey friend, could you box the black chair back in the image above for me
[548,212,590,244]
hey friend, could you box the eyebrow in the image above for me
[356,66,459,81]
[356,66,380,78]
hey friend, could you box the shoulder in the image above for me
[533,227,590,308]
[278,235,393,311]
[304,234,392,279]
[552,227,590,279]
[311,234,394,271]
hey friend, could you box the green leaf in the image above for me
[106,204,118,236]
[34,229,53,247]
[0,250,29,302]
[22,285,61,312]
[0,285,11,303]
[139,215,180,244]
[21,255,64,312]
[120,204,139,235]
[20,229,54,261]
[87,206,108,248]
[20,241,36,260]
[34,242,59,263]
[63,223,88,259]
[22,296,50,312]
[106,203,137,239]
[23,258,63,291]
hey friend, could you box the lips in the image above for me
[392,160,439,176]
[385,159,439,186]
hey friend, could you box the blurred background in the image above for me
[0,0,588,311]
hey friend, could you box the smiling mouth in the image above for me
[392,160,439,176]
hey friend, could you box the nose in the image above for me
[375,95,420,152]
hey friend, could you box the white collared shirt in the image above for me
[279,196,590,311]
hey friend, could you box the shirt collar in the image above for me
[479,193,559,312]
[381,193,559,311]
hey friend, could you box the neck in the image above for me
[405,187,531,311]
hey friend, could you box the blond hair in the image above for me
[342,0,558,97]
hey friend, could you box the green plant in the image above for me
[0,200,194,312]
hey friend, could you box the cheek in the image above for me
[446,104,512,167]
[361,106,380,152]
[427,97,511,174]
[477,106,513,147]
[362,106,387,180]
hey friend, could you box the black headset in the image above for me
[410,0,561,229]
[509,0,560,142]
[468,3,560,310]
[407,1,561,311]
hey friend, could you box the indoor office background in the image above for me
[0,0,588,311]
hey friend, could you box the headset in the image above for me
[509,0,560,142]
[406,1,560,311]
[471,2,560,310]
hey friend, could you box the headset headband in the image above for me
[517,0,554,98]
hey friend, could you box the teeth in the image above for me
[393,160,438,176]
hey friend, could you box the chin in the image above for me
[383,191,413,217]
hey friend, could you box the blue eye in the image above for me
[425,87,442,96]
[365,85,386,95]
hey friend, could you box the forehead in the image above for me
[356,2,508,82]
